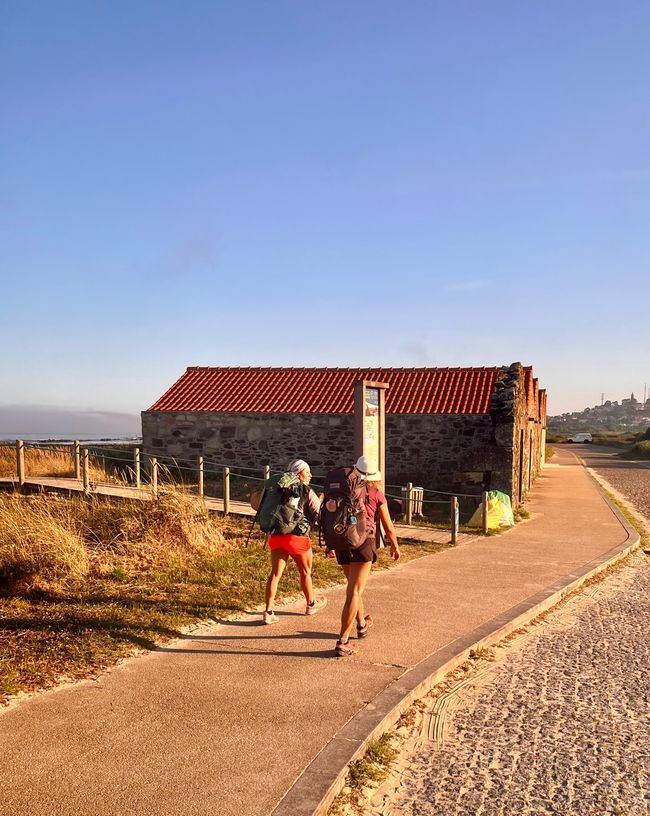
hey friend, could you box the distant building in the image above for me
[142,362,547,506]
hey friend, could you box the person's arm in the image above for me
[377,502,400,560]
[304,487,322,526]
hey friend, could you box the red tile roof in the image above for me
[148,367,503,415]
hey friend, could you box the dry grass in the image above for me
[0,445,118,482]
[0,488,453,702]
[0,490,229,588]
[0,494,90,583]
[0,445,74,478]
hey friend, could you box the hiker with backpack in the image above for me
[320,456,400,657]
[260,459,327,624]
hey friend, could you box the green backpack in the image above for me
[258,472,311,536]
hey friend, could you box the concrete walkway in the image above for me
[0,449,636,816]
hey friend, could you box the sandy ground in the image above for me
[358,453,650,816]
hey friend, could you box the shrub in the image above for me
[621,440,650,460]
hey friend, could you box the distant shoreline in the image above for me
[0,435,142,444]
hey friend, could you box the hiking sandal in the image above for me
[357,615,373,639]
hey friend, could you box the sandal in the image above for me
[357,615,374,639]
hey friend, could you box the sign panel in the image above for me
[363,387,380,471]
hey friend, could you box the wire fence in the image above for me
[1,439,490,533]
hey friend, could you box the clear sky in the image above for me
[2,0,649,426]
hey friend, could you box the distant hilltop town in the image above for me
[549,393,650,434]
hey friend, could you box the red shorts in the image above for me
[268,534,311,556]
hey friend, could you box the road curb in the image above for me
[271,472,641,816]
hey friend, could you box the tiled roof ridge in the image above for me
[185,365,501,372]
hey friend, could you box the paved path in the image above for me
[0,449,634,816]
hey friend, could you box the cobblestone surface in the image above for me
[366,455,650,816]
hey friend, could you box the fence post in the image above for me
[73,440,81,480]
[405,482,413,525]
[198,456,204,498]
[134,448,141,489]
[264,464,270,482]
[223,467,230,514]
[82,448,90,495]
[151,457,158,498]
[482,491,489,535]
[451,496,459,545]
[16,440,25,487]
[414,487,423,516]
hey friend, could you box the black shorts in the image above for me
[334,539,377,566]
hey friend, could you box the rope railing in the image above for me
[3,439,492,535]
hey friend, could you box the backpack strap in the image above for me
[318,505,323,548]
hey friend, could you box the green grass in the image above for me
[328,733,398,814]
[347,734,398,788]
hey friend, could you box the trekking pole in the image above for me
[377,526,386,549]
[245,489,265,547]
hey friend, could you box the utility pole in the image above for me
[601,392,604,406]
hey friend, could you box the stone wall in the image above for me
[141,410,353,476]
[385,414,494,489]
[142,410,503,493]
[489,362,545,506]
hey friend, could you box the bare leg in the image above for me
[339,562,372,642]
[291,548,314,605]
[265,549,288,612]
[341,564,365,627]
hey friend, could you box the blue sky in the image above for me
[2,0,649,426]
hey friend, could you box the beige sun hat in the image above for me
[355,456,378,478]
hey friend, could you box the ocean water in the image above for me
[0,435,142,444]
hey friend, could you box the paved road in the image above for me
[368,450,650,816]
[574,444,650,518]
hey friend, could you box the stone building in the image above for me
[142,363,547,507]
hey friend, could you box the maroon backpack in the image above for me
[320,466,373,550]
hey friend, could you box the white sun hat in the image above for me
[355,455,377,476]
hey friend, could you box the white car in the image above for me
[567,433,593,443]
